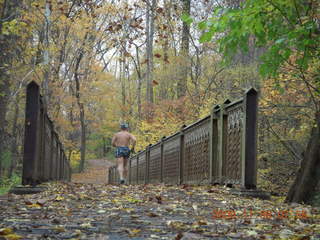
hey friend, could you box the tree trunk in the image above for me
[160,0,170,100]
[8,96,20,178]
[120,55,126,119]
[74,50,86,173]
[177,0,191,98]
[145,0,156,104]
[285,112,320,204]
[102,137,106,157]
[132,44,142,119]
[0,0,21,178]
[42,1,51,105]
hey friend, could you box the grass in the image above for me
[0,174,21,195]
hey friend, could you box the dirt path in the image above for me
[72,159,115,184]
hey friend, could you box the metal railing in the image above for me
[22,81,71,185]
[109,88,258,189]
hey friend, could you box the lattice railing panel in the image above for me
[225,102,243,184]
[44,117,52,180]
[163,135,180,184]
[137,152,146,184]
[149,144,162,183]
[129,156,138,184]
[183,117,211,184]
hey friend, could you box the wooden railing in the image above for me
[109,88,258,189]
[22,81,71,186]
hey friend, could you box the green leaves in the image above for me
[181,14,193,26]
[196,0,320,78]
[199,31,214,43]
[198,21,207,31]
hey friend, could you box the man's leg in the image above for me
[117,157,125,183]
[123,158,128,180]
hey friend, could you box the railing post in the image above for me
[128,157,131,184]
[223,100,231,184]
[54,134,59,180]
[241,88,258,189]
[160,137,165,183]
[217,105,223,184]
[209,105,219,184]
[146,145,152,184]
[216,100,230,184]
[112,167,114,184]
[136,153,139,184]
[22,81,41,186]
[49,120,54,180]
[39,99,45,182]
[60,148,64,180]
[179,126,186,184]
[64,154,67,180]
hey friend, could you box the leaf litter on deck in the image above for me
[0,182,319,240]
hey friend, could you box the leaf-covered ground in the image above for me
[0,183,319,240]
[1,160,319,240]
[71,159,114,184]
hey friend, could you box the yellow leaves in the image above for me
[55,195,64,201]
[0,228,22,240]
[53,226,66,233]
[126,197,143,203]
[0,228,13,235]
[69,151,81,169]
[26,203,42,208]
[1,19,27,36]
[80,222,92,228]
[4,234,22,240]
[126,228,141,237]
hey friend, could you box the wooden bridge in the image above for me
[21,81,258,190]
[2,81,319,240]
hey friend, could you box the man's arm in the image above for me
[111,135,117,147]
[130,134,136,149]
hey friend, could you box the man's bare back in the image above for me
[112,131,136,147]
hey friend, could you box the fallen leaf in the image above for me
[147,212,158,217]
[4,233,22,240]
[0,228,13,235]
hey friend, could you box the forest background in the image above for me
[0,0,319,203]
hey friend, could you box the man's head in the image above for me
[120,123,129,130]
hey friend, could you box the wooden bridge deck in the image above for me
[0,160,319,239]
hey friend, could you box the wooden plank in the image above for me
[244,88,258,189]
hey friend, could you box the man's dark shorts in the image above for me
[115,146,130,158]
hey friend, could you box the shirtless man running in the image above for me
[112,123,136,184]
